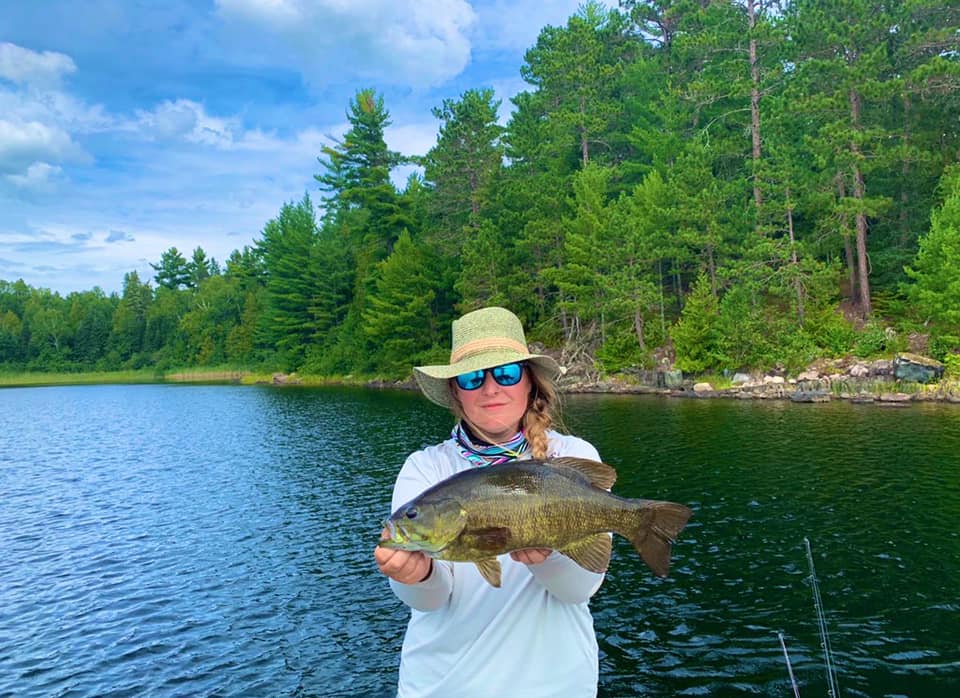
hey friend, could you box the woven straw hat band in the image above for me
[450,337,528,363]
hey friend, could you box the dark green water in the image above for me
[0,385,957,696]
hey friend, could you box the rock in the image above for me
[796,370,820,382]
[879,392,912,403]
[693,382,714,393]
[893,353,944,383]
[908,332,930,354]
[871,359,894,376]
[790,390,831,403]
[731,372,753,385]
[657,369,684,389]
[849,363,870,378]
[763,375,785,385]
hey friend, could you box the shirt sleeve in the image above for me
[524,435,608,604]
[386,451,455,612]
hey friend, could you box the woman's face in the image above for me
[454,364,531,442]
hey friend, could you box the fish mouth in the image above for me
[382,518,403,544]
[381,519,413,549]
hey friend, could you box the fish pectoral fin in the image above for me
[474,557,502,588]
[559,533,612,574]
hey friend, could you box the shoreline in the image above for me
[2,369,958,405]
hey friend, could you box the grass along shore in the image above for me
[2,366,959,403]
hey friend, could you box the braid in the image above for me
[524,368,559,459]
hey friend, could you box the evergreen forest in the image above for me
[3,1,960,381]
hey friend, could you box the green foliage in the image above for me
[362,230,446,376]
[6,2,960,382]
[929,335,960,363]
[943,353,960,380]
[256,195,320,369]
[151,247,191,290]
[424,88,503,254]
[904,166,960,332]
[671,274,721,374]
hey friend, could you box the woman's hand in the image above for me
[375,529,433,585]
[510,548,552,565]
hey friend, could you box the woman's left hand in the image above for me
[510,548,552,565]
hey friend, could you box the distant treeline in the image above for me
[2,1,959,378]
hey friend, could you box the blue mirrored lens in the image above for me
[454,363,524,391]
[455,370,486,390]
[491,362,523,386]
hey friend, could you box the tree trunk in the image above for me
[579,95,589,166]
[835,172,857,302]
[748,0,763,210]
[658,259,667,338]
[785,185,805,326]
[849,88,872,318]
[634,309,646,351]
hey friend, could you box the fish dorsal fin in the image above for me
[474,557,502,588]
[547,457,617,490]
[560,533,612,574]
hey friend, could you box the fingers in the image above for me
[375,545,432,585]
[510,548,552,565]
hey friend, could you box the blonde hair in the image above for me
[448,364,561,459]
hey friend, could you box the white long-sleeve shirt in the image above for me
[388,431,604,698]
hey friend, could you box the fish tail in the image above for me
[623,500,692,578]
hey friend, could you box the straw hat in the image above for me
[414,307,562,407]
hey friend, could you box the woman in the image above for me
[374,306,605,698]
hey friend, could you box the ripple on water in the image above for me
[2,387,959,696]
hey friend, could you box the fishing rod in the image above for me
[778,631,801,698]
[804,537,840,697]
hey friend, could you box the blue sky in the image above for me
[1,0,596,295]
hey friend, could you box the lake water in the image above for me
[1,384,958,697]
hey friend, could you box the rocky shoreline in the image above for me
[560,353,960,405]
[274,352,959,405]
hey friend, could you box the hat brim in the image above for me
[414,352,561,407]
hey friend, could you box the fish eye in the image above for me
[405,507,419,519]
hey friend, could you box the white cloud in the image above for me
[216,0,477,87]
[5,162,62,190]
[135,99,242,148]
[471,1,596,53]
[386,122,439,157]
[0,119,85,175]
[0,42,76,86]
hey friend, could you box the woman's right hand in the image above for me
[375,529,433,585]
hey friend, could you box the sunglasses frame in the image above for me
[454,362,526,391]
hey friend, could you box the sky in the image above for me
[0,0,598,296]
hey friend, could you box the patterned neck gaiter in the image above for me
[452,422,528,467]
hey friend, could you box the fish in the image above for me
[379,457,692,588]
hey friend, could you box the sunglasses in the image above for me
[454,362,526,391]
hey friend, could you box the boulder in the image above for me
[849,363,870,378]
[871,359,894,376]
[657,370,684,389]
[693,382,714,393]
[790,390,831,403]
[893,353,944,383]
